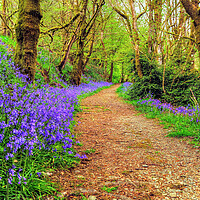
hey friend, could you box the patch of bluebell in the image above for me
[0,38,112,193]
[121,82,200,123]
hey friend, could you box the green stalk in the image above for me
[6,175,9,200]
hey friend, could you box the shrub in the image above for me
[126,54,200,106]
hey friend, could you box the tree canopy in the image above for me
[0,0,199,88]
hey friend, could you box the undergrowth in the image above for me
[0,36,112,199]
[125,53,200,106]
[117,83,200,146]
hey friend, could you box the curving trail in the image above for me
[52,84,200,200]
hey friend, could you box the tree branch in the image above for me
[41,13,80,34]
[137,0,147,20]
[110,5,134,45]
[0,13,14,36]
[112,6,128,20]
[7,10,18,20]
[84,0,105,38]
[164,31,196,43]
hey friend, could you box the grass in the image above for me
[117,83,200,146]
[83,148,96,154]
[101,186,118,193]
[79,86,112,100]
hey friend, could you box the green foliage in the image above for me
[0,146,79,199]
[126,54,163,100]
[0,41,28,89]
[36,48,73,87]
[112,65,121,83]
[81,193,88,200]
[162,64,200,106]
[84,65,105,82]
[61,63,73,82]
[87,4,132,83]
[83,148,96,154]
[118,85,200,143]
[126,54,200,106]
[0,35,16,48]
[101,186,118,193]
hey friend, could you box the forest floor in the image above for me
[50,84,200,200]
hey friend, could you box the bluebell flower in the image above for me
[68,151,73,154]
[37,172,41,178]
[0,48,113,188]
[8,178,12,184]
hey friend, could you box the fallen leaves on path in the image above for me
[50,84,200,200]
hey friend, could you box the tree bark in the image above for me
[2,0,7,35]
[128,0,143,79]
[70,0,88,85]
[121,62,124,83]
[70,0,104,85]
[56,24,80,74]
[100,29,109,79]
[148,0,154,55]
[108,62,114,82]
[153,0,162,60]
[180,0,200,60]
[14,0,42,83]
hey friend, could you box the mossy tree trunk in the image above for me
[70,0,104,85]
[108,62,114,83]
[70,37,85,85]
[148,0,154,55]
[128,0,143,79]
[70,0,88,86]
[121,62,124,83]
[153,0,162,61]
[14,0,42,83]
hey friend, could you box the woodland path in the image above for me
[52,84,200,200]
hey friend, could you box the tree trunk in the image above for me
[189,22,196,68]
[108,62,114,82]
[148,0,154,55]
[180,0,200,60]
[70,0,88,85]
[2,0,7,35]
[70,0,104,85]
[153,0,162,60]
[14,0,42,83]
[100,29,109,79]
[121,62,124,83]
[56,29,79,74]
[70,41,85,85]
[128,0,143,79]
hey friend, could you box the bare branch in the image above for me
[137,0,147,20]
[0,13,14,36]
[41,13,80,34]
[164,31,196,43]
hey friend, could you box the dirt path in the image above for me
[54,84,200,200]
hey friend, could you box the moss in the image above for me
[14,0,42,82]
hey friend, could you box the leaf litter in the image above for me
[49,84,200,200]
